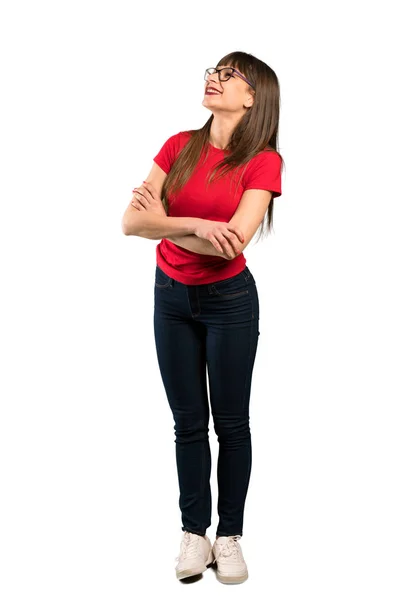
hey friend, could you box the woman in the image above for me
[122,51,284,584]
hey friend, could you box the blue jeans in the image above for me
[153,264,260,537]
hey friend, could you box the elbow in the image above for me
[121,217,137,236]
[235,237,248,256]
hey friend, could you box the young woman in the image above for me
[122,51,284,584]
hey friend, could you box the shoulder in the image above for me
[156,130,192,158]
[162,130,192,148]
[248,150,282,168]
[153,131,193,174]
[243,150,282,179]
[241,149,283,196]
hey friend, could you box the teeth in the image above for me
[207,89,220,93]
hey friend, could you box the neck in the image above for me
[209,117,235,150]
[208,112,246,149]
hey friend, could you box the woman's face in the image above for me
[202,65,254,114]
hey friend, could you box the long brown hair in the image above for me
[161,51,285,240]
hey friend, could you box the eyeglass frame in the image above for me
[204,67,255,90]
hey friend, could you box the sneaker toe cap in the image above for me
[176,558,206,571]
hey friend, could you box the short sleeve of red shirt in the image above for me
[153,132,188,175]
[242,151,282,198]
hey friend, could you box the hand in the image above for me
[131,181,167,217]
[194,220,245,260]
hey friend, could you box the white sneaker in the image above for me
[175,531,213,580]
[212,535,248,584]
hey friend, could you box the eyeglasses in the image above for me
[204,67,255,90]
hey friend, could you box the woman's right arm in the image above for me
[122,210,203,240]
[123,208,235,258]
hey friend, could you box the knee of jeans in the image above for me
[213,414,250,443]
[174,415,209,444]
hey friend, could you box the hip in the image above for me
[154,264,259,323]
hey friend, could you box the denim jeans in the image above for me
[153,264,260,537]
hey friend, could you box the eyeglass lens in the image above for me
[205,68,234,82]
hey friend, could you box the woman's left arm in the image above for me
[165,233,232,259]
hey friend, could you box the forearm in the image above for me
[166,234,228,258]
[123,212,202,239]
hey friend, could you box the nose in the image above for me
[206,75,220,89]
[206,70,218,82]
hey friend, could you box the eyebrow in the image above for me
[219,65,239,73]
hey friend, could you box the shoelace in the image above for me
[216,535,242,560]
[175,532,201,562]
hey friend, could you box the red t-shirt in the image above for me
[153,130,282,285]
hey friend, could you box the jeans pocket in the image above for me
[211,272,249,298]
[155,266,172,288]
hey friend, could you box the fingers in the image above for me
[221,231,243,258]
[208,224,244,259]
[131,181,159,208]
[131,192,144,209]
[227,226,245,244]
[209,235,226,257]
[211,240,231,259]
[214,234,236,259]
[131,185,150,209]
[141,181,155,199]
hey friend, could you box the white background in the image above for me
[1,0,399,598]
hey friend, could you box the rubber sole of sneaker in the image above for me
[215,568,249,584]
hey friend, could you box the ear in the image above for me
[244,92,254,109]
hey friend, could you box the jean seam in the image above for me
[212,288,249,299]
[155,266,172,288]
[242,311,256,411]
[200,434,206,534]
